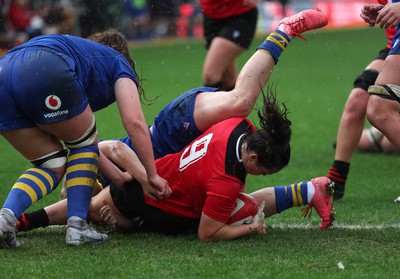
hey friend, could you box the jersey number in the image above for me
[179,133,213,171]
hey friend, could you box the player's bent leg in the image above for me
[203,37,244,89]
[61,116,109,245]
[328,87,370,200]
[367,85,400,150]
[328,62,382,200]
[0,131,65,247]
[254,177,334,230]
[64,146,108,246]
[335,87,370,160]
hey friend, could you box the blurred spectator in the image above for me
[278,0,290,17]
[79,0,107,37]
[148,0,179,38]
[40,0,76,34]
[79,0,123,38]
[176,0,202,38]
[122,0,150,40]
[0,0,79,48]
[0,0,9,47]
[0,0,7,33]
[7,0,44,45]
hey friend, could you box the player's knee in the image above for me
[30,149,68,168]
[64,117,98,149]
[30,149,68,180]
[353,69,379,91]
[342,90,369,122]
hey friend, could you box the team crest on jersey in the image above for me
[45,95,62,110]
[182,122,190,130]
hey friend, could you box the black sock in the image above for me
[20,209,49,231]
[327,160,350,185]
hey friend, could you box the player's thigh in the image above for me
[194,91,244,131]
[38,105,96,143]
[364,58,385,71]
[0,127,64,161]
[203,37,244,75]
[376,54,400,85]
[364,48,389,71]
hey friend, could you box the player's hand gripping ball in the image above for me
[227,193,259,225]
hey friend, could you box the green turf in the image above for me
[1,27,399,278]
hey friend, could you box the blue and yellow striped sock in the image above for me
[3,167,59,218]
[274,181,314,213]
[65,145,99,220]
[256,30,291,64]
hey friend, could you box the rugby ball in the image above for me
[227,193,259,225]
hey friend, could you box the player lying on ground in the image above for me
[18,89,335,242]
[65,9,329,202]
[17,9,331,244]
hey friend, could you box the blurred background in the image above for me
[0,0,375,49]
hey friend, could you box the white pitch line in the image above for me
[269,223,400,230]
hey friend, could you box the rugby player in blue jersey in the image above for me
[0,29,170,247]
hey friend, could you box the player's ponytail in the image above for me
[245,85,292,170]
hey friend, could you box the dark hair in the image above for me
[244,85,291,170]
[87,28,154,104]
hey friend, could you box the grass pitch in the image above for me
[0,27,399,278]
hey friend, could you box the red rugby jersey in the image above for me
[200,0,255,19]
[145,117,255,223]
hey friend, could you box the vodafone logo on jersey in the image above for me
[43,95,69,118]
[45,95,62,110]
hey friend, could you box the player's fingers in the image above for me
[104,214,111,223]
[386,17,398,28]
[157,186,172,199]
[99,205,109,217]
[104,214,116,225]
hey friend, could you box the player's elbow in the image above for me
[197,231,215,243]
[197,226,222,242]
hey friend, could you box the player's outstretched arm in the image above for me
[197,211,266,242]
